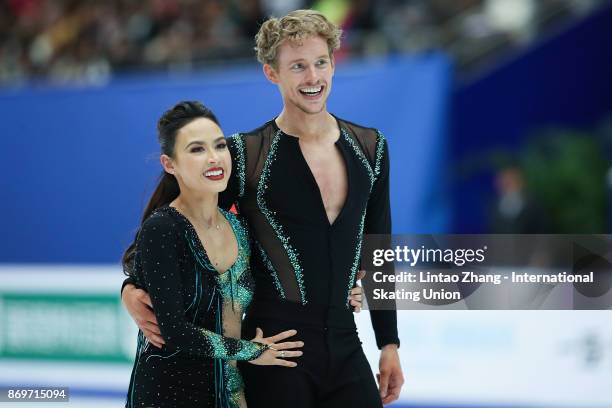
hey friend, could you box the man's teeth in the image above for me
[205,169,223,177]
[300,86,322,95]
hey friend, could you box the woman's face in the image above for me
[161,117,231,195]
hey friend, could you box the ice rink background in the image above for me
[2,4,612,406]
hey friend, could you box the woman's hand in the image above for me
[122,284,165,348]
[249,328,304,367]
[349,270,366,313]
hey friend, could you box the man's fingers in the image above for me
[350,299,362,310]
[349,293,362,301]
[267,329,297,343]
[136,290,154,308]
[274,341,304,350]
[378,371,390,398]
[143,330,165,347]
[385,384,401,402]
[356,270,366,281]
[350,287,363,295]
[135,302,157,325]
[148,338,164,349]
[140,321,161,335]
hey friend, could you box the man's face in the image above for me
[266,35,334,115]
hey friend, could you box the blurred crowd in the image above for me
[0,0,607,85]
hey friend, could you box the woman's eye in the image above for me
[190,146,204,153]
[216,143,227,150]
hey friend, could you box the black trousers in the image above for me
[239,300,383,408]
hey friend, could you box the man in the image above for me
[123,9,403,407]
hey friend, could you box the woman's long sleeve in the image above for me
[137,214,267,361]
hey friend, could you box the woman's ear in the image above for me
[160,154,175,175]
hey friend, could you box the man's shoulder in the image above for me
[229,120,277,140]
[336,116,383,143]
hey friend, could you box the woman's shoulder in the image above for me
[140,206,185,235]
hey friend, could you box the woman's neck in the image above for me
[170,191,221,229]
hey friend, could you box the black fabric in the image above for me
[239,307,383,408]
[221,117,399,349]
[125,207,266,408]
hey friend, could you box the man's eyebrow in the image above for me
[288,55,329,65]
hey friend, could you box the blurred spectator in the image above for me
[490,164,549,234]
[0,0,608,85]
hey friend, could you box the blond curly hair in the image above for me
[255,9,342,68]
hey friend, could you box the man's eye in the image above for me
[291,64,303,70]
[316,60,328,66]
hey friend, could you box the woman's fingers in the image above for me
[356,270,366,281]
[266,329,297,344]
[250,327,265,342]
[273,340,304,350]
[273,358,298,367]
[273,349,303,358]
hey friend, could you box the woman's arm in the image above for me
[138,214,266,361]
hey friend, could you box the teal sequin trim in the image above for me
[226,364,244,408]
[216,209,253,310]
[255,240,286,299]
[229,133,247,198]
[343,128,387,306]
[341,128,375,188]
[374,130,386,182]
[346,210,367,307]
[257,130,307,304]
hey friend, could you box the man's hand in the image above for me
[122,284,165,348]
[376,344,403,405]
[349,270,366,312]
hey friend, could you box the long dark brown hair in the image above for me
[122,101,220,276]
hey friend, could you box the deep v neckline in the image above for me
[272,119,351,227]
[166,206,240,275]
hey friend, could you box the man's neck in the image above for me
[275,108,338,143]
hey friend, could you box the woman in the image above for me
[122,101,304,408]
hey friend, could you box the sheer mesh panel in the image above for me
[340,119,379,169]
[241,125,302,302]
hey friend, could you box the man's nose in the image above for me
[304,65,318,83]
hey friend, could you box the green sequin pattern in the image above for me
[374,130,386,181]
[202,328,267,360]
[255,240,286,299]
[229,133,247,199]
[341,128,375,188]
[257,130,307,304]
[344,128,387,306]
[216,209,253,310]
